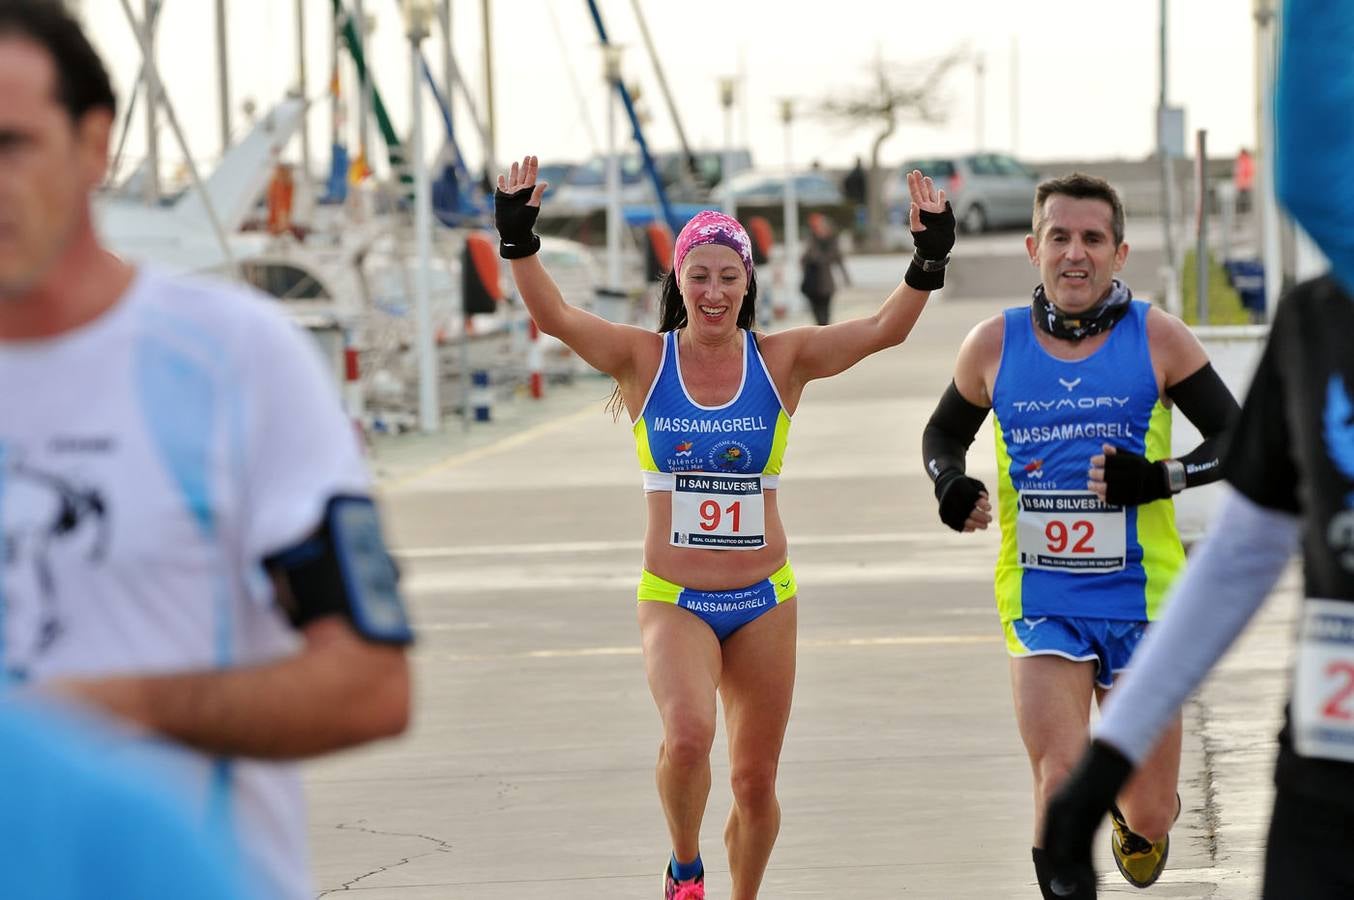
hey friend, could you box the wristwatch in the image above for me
[912,250,950,271]
[1163,459,1187,494]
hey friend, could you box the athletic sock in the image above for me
[1032,847,1059,900]
[1032,845,1097,898]
[670,852,703,882]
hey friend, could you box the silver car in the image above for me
[888,152,1041,235]
[722,169,843,205]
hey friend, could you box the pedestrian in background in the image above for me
[800,212,851,325]
[843,156,868,240]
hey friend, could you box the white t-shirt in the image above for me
[0,267,371,900]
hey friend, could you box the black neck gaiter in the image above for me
[1032,280,1133,341]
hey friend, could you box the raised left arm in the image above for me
[783,171,954,385]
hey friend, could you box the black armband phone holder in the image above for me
[266,496,414,646]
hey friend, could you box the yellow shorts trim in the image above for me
[636,560,797,605]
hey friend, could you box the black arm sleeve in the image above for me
[1165,362,1241,488]
[922,381,990,483]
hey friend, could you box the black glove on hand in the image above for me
[1103,448,1171,507]
[494,186,542,259]
[912,201,956,261]
[934,469,987,532]
[906,202,956,291]
[1042,740,1136,898]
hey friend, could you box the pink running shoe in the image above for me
[663,863,705,899]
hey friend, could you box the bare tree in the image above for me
[817,50,967,250]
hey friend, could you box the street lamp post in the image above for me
[1009,35,1018,154]
[603,44,624,294]
[405,0,440,434]
[1254,0,1283,319]
[974,53,985,151]
[718,77,737,215]
[780,99,799,320]
[1157,0,1182,316]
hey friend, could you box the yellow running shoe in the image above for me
[1108,797,1178,889]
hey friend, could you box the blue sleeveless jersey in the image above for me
[990,301,1184,621]
[633,329,791,489]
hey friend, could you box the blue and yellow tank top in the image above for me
[990,301,1184,622]
[633,329,791,491]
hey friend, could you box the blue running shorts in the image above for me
[1003,616,1147,689]
[638,561,796,642]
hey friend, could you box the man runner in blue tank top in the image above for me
[920,173,1240,898]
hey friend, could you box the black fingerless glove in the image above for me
[1042,740,1135,898]
[1103,448,1171,507]
[494,186,542,259]
[905,202,956,291]
[934,468,987,532]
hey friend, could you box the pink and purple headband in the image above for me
[672,210,754,280]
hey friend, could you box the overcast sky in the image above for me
[80,0,1263,180]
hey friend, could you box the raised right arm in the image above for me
[497,155,655,383]
[509,254,654,379]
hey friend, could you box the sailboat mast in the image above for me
[480,0,495,184]
[330,0,340,159]
[628,0,696,182]
[440,1,454,136]
[216,0,231,154]
[353,0,370,165]
[584,0,679,234]
[296,0,311,178]
[143,0,160,204]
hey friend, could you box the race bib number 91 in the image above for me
[1293,599,1354,763]
[1016,490,1126,573]
[671,473,766,550]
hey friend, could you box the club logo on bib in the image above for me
[709,439,753,472]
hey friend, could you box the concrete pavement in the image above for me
[306,263,1291,899]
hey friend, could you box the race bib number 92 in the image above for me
[1016,490,1126,573]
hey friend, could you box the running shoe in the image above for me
[662,862,705,899]
[1108,797,1178,889]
